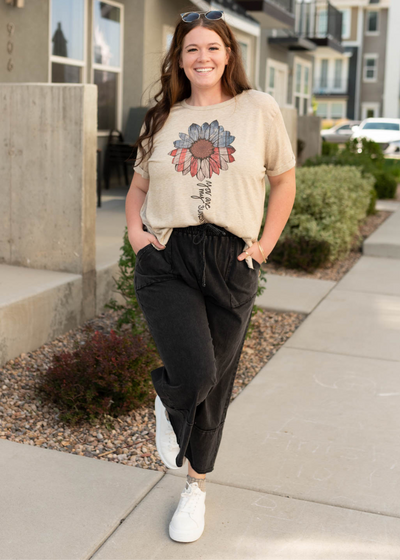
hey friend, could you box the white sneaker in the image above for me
[155,395,186,469]
[169,481,206,542]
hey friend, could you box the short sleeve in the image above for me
[265,106,296,177]
[133,122,150,179]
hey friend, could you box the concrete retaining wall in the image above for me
[297,115,322,166]
[0,83,97,322]
[281,107,298,159]
[0,264,82,365]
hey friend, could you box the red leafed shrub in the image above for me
[37,329,157,426]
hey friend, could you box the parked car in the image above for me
[321,120,361,143]
[351,118,400,154]
[383,140,400,155]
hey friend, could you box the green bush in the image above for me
[382,158,400,181]
[304,137,398,201]
[272,236,331,272]
[105,227,149,336]
[37,329,157,426]
[373,170,397,199]
[265,165,374,270]
[367,188,378,216]
[322,141,339,156]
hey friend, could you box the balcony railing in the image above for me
[295,0,343,44]
[313,78,348,95]
[269,0,295,13]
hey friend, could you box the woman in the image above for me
[126,9,296,543]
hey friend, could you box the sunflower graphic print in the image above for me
[169,120,235,180]
[168,120,235,223]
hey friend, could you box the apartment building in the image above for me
[1,0,262,151]
[4,0,338,164]
[314,0,400,121]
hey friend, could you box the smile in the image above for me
[194,68,213,73]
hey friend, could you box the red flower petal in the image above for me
[209,157,220,174]
[190,157,198,177]
[176,148,188,172]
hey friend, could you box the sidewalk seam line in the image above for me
[284,345,400,363]
[198,478,400,520]
[87,472,166,560]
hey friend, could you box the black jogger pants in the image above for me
[133,223,261,474]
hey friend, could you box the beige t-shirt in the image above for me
[134,89,296,269]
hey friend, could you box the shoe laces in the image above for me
[165,411,178,450]
[179,482,202,515]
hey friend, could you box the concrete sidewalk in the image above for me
[1,205,400,559]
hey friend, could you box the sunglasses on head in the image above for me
[180,10,224,23]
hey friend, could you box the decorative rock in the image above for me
[0,307,305,474]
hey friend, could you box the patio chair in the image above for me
[103,106,149,190]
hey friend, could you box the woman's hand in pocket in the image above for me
[237,241,266,265]
[129,230,166,256]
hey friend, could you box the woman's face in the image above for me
[179,26,230,93]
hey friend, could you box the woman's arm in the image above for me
[238,166,296,263]
[125,172,166,253]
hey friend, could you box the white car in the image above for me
[321,120,361,143]
[351,118,400,154]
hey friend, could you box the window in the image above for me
[238,41,249,73]
[331,103,344,119]
[361,102,380,119]
[295,63,301,93]
[166,33,173,51]
[162,24,174,54]
[340,8,351,39]
[293,58,312,116]
[334,59,342,89]
[50,0,86,83]
[92,0,123,132]
[238,41,249,74]
[316,102,328,118]
[268,67,275,95]
[316,8,328,37]
[363,54,378,82]
[366,10,379,34]
[304,66,309,95]
[266,59,288,107]
[316,101,346,120]
[363,122,399,131]
[320,59,328,88]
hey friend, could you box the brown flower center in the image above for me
[190,139,214,160]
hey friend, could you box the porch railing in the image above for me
[313,77,348,94]
[294,0,343,44]
[269,0,295,14]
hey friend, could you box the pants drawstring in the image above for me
[192,224,226,287]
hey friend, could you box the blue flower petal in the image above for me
[175,133,193,148]
[179,132,193,144]
[201,123,210,140]
[188,123,201,141]
[209,120,219,142]
[215,131,235,147]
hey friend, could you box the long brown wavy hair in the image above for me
[132,10,253,172]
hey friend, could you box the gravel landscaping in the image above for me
[0,306,305,473]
